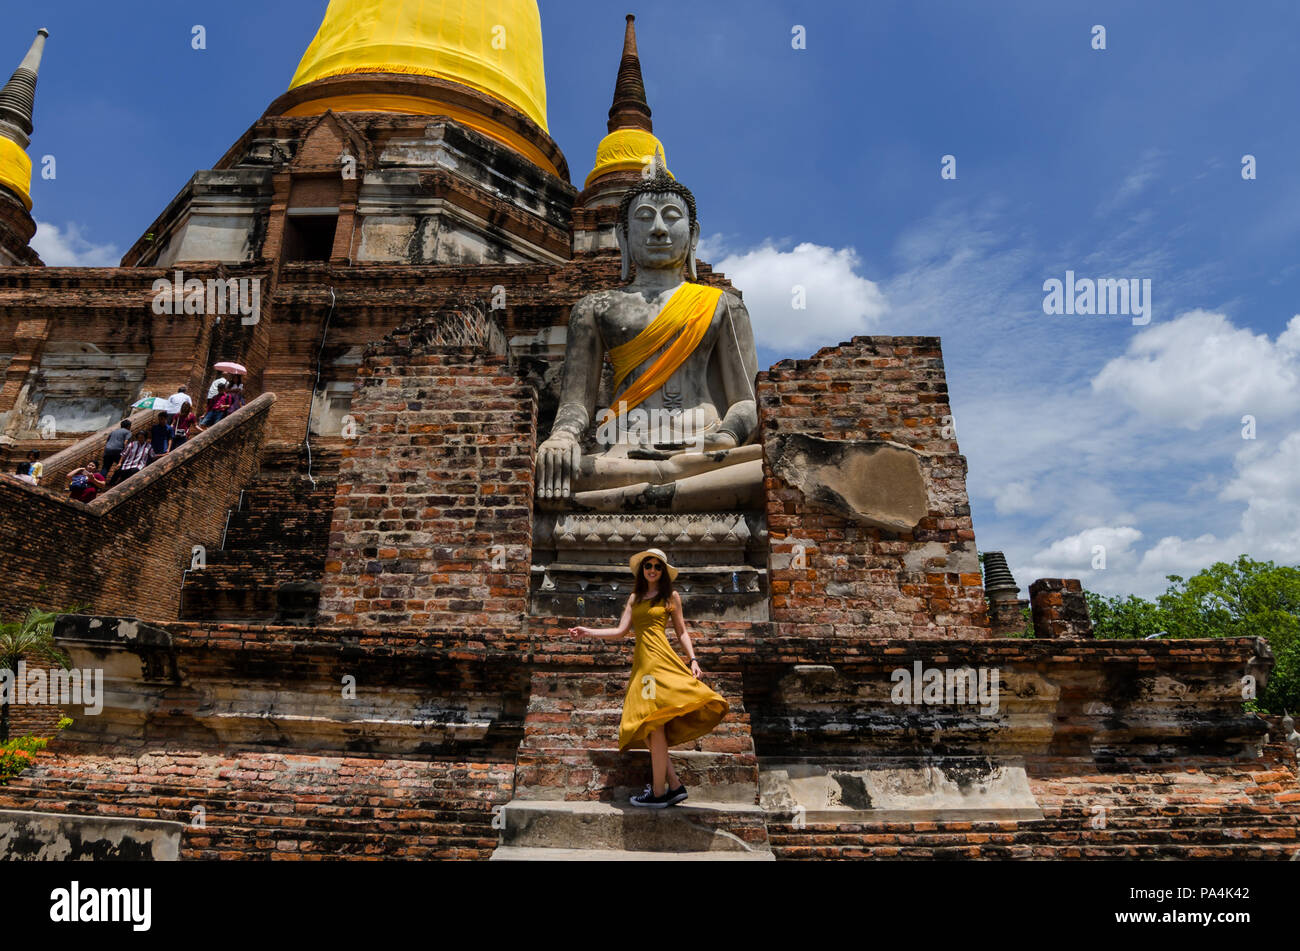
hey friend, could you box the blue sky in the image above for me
[13,0,1300,597]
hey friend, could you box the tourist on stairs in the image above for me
[148,412,172,464]
[67,461,106,502]
[101,418,131,477]
[568,548,729,808]
[198,383,232,431]
[111,433,152,487]
[171,406,196,451]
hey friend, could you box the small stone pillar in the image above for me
[982,551,1029,636]
[1028,578,1094,639]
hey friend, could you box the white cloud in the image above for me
[700,237,887,352]
[993,480,1035,515]
[31,221,119,267]
[1134,533,1234,586]
[1173,430,1300,567]
[1091,310,1300,428]
[1019,525,1144,584]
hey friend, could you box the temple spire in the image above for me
[0,28,48,149]
[607,14,653,134]
[583,14,671,191]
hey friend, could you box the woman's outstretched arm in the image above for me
[569,595,634,640]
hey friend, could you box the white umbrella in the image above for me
[133,395,187,414]
[213,361,247,374]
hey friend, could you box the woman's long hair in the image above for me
[633,556,676,606]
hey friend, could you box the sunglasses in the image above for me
[643,562,663,570]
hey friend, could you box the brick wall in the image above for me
[318,305,537,629]
[0,751,515,860]
[758,337,990,639]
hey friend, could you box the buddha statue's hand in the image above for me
[536,431,582,498]
[700,430,739,452]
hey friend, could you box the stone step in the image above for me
[515,670,761,803]
[193,550,326,573]
[179,573,321,622]
[177,471,337,623]
[220,513,332,551]
[514,748,759,803]
[239,479,337,507]
[496,799,772,854]
[491,845,775,861]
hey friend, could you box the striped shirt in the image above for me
[120,440,152,471]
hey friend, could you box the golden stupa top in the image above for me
[289,0,549,132]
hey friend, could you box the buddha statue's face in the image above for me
[624,192,696,274]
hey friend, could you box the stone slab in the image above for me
[0,809,184,861]
[759,759,1044,823]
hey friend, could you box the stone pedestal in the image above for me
[529,510,768,620]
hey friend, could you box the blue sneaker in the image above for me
[631,786,674,808]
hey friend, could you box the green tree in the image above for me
[0,608,72,743]
[1085,556,1300,713]
[1158,556,1300,713]
[1085,592,1170,641]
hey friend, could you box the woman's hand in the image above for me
[690,658,704,679]
[568,625,592,638]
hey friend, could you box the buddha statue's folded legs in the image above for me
[551,443,764,512]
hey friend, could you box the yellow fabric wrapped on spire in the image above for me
[600,284,723,425]
[289,0,549,132]
[0,138,32,211]
[585,128,671,189]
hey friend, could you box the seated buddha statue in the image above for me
[535,158,764,513]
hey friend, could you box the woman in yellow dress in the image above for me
[568,548,728,808]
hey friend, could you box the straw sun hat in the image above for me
[628,548,679,582]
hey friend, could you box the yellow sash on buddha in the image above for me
[599,284,724,425]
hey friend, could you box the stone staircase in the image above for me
[180,474,336,623]
[491,670,774,860]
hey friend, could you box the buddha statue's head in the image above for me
[616,153,700,283]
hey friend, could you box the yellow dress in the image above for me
[618,596,729,751]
